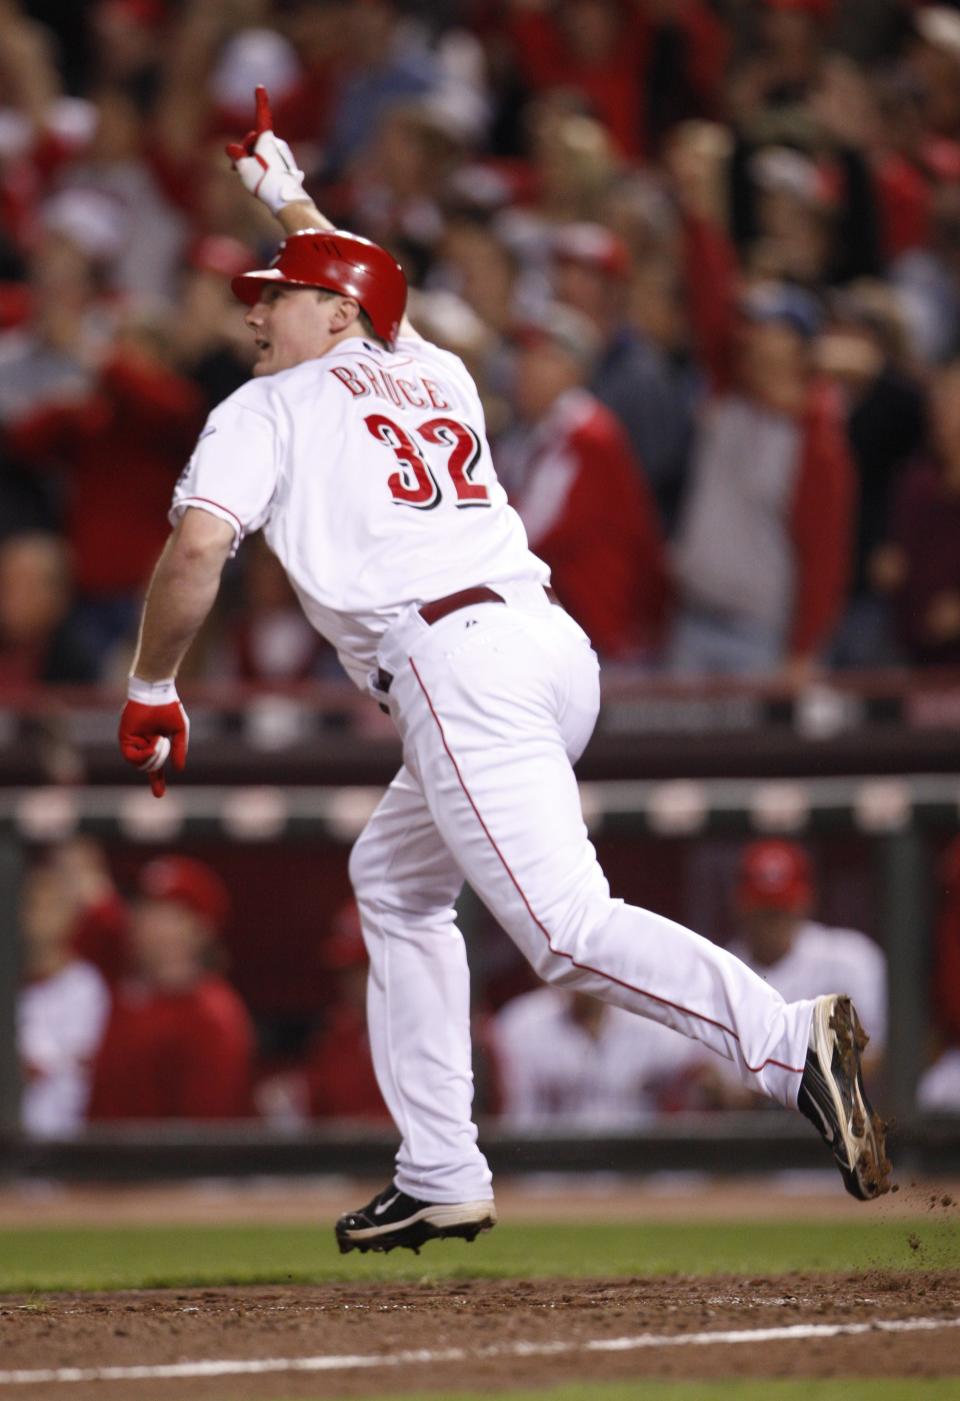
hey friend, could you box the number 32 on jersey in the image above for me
[365,413,490,511]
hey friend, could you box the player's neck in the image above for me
[325,324,375,356]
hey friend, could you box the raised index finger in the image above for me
[255,85,273,134]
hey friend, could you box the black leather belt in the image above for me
[376,585,559,703]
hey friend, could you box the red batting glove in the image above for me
[224,86,306,214]
[118,678,189,799]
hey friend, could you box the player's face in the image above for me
[738,908,800,967]
[132,899,209,991]
[245,285,340,376]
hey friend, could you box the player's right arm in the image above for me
[226,87,420,340]
[119,379,281,797]
[117,508,232,798]
[131,508,234,685]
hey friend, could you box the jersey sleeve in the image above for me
[170,389,282,555]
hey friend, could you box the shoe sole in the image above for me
[810,994,891,1201]
[336,1201,498,1256]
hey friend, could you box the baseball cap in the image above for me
[735,840,813,912]
[750,147,823,205]
[511,301,601,370]
[210,29,301,115]
[42,189,127,262]
[136,856,230,932]
[740,281,823,341]
[551,223,631,282]
[186,235,258,281]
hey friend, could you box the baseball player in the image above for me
[118,89,890,1253]
[729,840,888,1061]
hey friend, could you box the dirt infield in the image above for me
[1,1271,959,1400]
[2,1180,958,1399]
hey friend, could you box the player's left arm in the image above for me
[118,508,234,797]
[226,86,420,340]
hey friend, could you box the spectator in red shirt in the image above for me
[88,855,253,1120]
[497,301,668,660]
[7,313,205,668]
[499,0,727,161]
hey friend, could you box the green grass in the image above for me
[309,1385,960,1401]
[0,1217,956,1293]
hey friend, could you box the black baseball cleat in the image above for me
[335,1183,497,1255]
[797,994,892,1201]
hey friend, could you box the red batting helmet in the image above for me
[231,228,407,349]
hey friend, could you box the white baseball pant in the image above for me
[350,580,815,1203]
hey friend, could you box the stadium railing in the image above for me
[0,768,957,1179]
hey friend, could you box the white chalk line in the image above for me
[1,1314,958,1386]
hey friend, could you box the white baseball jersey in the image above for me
[18,960,110,1138]
[492,987,691,1129]
[727,921,887,1050]
[171,335,548,689]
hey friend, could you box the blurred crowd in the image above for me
[16,830,960,1135]
[4,0,960,687]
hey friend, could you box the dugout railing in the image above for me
[0,773,958,1180]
